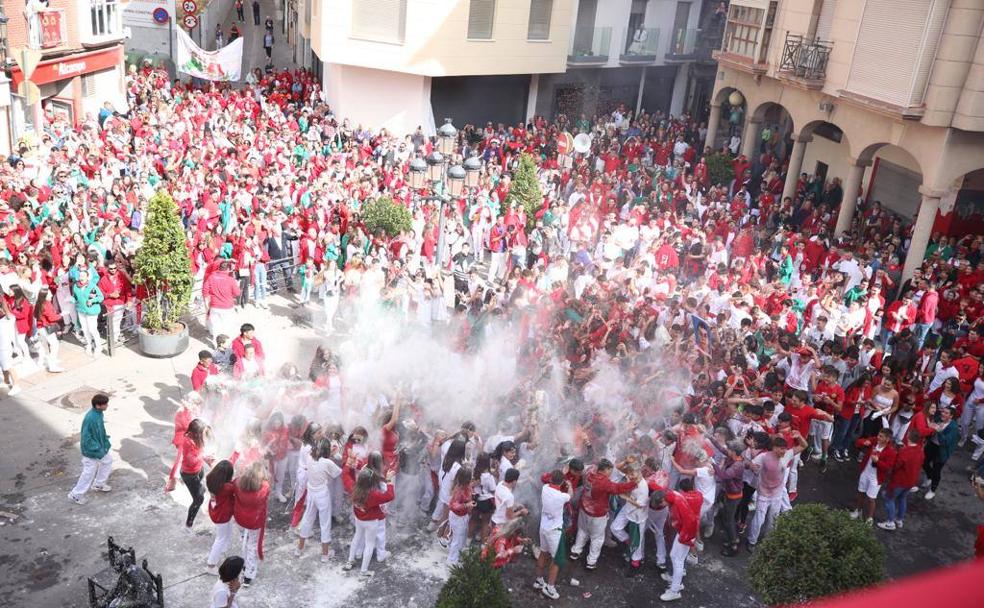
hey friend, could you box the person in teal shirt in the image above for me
[68,393,113,504]
[73,269,104,356]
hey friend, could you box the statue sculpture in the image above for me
[88,537,163,608]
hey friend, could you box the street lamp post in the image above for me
[407,119,481,272]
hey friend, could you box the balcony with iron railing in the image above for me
[568,26,612,66]
[619,27,660,64]
[665,27,697,62]
[777,32,833,90]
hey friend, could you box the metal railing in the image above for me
[568,26,612,63]
[620,27,660,61]
[778,32,833,82]
[107,256,303,355]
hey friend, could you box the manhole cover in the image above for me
[48,386,113,410]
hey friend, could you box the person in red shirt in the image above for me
[878,430,926,531]
[234,462,270,586]
[446,465,475,566]
[851,428,897,525]
[97,260,132,345]
[569,459,637,569]
[482,516,529,569]
[343,465,395,576]
[165,419,211,529]
[262,413,290,503]
[232,323,265,361]
[191,350,220,392]
[812,365,845,467]
[203,261,241,344]
[783,390,833,499]
[205,460,236,571]
[652,478,703,602]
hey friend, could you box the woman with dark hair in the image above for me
[166,418,212,529]
[446,465,475,566]
[8,284,34,365]
[429,438,466,532]
[296,438,342,562]
[33,287,64,372]
[343,465,395,576]
[832,372,871,461]
[210,555,244,608]
[206,460,236,571]
[471,453,497,542]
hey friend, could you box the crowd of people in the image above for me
[41,63,984,606]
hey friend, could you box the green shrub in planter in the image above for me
[132,190,193,333]
[435,547,510,608]
[748,503,885,606]
[362,196,412,238]
[504,152,543,227]
[706,152,736,188]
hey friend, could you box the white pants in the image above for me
[419,469,436,513]
[571,510,608,566]
[353,517,388,559]
[271,457,288,498]
[348,518,380,572]
[447,512,470,565]
[299,487,333,543]
[285,450,299,496]
[70,453,112,497]
[241,527,261,579]
[323,296,339,332]
[960,402,984,438]
[207,520,233,566]
[488,251,506,281]
[106,304,126,343]
[747,493,783,545]
[37,328,61,369]
[79,313,101,354]
[787,454,801,494]
[610,507,644,562]
[647,506,669,566]
[668,537,690,593]
[208,307,235,341]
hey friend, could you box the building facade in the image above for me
[707,0,984,282]
[535,0,719,124]
[308,0,718,135]
[1,0,128,152]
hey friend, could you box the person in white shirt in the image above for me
[533,469,572,600]
[295,438,343,561]
[926,350,959,394]
[209,556,243,608]
[491,468,527,526]
[609,464,650,567]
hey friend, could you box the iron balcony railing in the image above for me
[778,32,833,82]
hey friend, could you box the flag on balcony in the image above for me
[175,27,242,82]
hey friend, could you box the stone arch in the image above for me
[747,101,797,162]
[855,142,924,221]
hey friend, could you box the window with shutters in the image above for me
[846,0,946,108]
[527,0,552,40]
[468,0,496,40]
[721,1,776,63]
[82,75,96,98]
[351,0,407,44]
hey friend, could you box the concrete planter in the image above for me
[137,322,189,358]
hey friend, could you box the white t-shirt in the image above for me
[306,457,342,492]
[694,466,716,512]
[209,581,239,608]
[492,482,515,525]
[438,461,461,504]
[540,484,571,531]
[622,478,650,524]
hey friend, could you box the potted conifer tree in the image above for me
[132,190,192,357]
